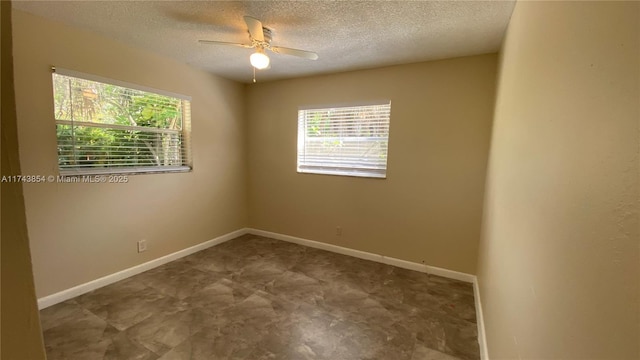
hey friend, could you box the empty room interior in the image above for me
[2,1,639,359]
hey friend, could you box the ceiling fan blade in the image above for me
[270,46,319,60]
[198,40,253,48]
[243,16,264,42]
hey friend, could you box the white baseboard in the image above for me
[247,228,475,283]
[474,278,489,360]
[37,228,249,309]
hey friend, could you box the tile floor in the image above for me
[40,234,480,360]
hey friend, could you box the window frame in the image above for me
[51,67,192,177]
[297,101,392,179]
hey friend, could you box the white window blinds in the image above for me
[52,68,192,175]
[297,102,391,178]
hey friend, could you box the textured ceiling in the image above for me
[13,1,515,83]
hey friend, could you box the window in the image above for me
[297,102,391,178]
[52,68,191,175]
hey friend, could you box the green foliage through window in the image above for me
[52,72,191,173]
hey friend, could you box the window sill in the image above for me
[59,166,192,177]
[297,168,386,179]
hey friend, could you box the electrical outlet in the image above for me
[336,226,342,236]
[137,239,147,253]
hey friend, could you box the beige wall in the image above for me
[477,1,639,359]
[247,55,497,274]
[1,2,46,358]
[11,10,248,298]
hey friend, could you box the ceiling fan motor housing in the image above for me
[262,27,273,43]
[252,27,273,50]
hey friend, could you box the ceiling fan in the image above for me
[199,16,319,73]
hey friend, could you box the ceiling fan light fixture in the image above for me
[250,49,270,69]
